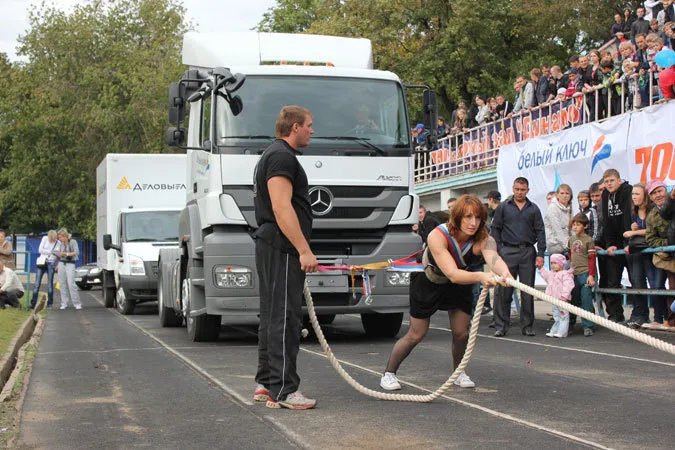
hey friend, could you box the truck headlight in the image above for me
[89,267,102,276]
[214,266,252,288]
[385,271,410,286]
[129,254,146,275]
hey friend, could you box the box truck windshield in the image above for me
[123,211,180,243]
[216,76,410,154]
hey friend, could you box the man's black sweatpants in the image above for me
[255,238,305,401]
[0,290,23,308]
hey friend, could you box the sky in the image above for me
[1,0,277,61]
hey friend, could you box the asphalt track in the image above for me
[17,288,675,449]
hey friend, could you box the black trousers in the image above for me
[255,238,305,401]
[494,246,536,333]
[0,289,24,308]
[604,254,626,322]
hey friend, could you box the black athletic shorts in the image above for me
[409,272,473,319]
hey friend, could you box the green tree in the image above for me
[0,0,188,238]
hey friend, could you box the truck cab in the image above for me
[160,32,428,341]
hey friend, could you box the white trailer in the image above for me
[97,153,186,314]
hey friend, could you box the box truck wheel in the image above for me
[116,286,136,315]
[158,263,181,327]
[102,271,116,308]
[361,312,403,338]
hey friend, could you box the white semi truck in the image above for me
[158,32,437,341]
[97,154,186,314]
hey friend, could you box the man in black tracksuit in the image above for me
[601,169,633,322]
[253,105,318,410]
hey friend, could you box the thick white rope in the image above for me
[507,278,675,356]
[304,282,488,402]
[305,276,675,403]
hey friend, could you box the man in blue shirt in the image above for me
[490,177,546,337]
[414,123,428,148]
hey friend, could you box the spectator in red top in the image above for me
[565,69,579,97]
[659,65,675,98]
[656,48,675,97]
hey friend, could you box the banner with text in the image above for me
[431,96,586,165]
[497,101,675,214]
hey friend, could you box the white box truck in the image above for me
[158,32,436,341]
[97,154,186,314]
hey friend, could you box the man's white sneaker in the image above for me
[75,305,83,310]
[277,391,316,410]
[59,305,67,310]
[454,371,476,388]
[380,372,401,391]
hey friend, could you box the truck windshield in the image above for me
[123,211,180,243]
[217,76,410,155]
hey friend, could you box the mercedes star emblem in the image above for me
[308,186,334,216]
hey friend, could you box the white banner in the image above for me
[497,101,675,214]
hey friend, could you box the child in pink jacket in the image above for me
[538,253,575,338]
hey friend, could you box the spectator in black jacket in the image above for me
[414,205,440,245]
[612,13,624,39]
[623,8,634,35]
[560,56,580,88]
[631,7,651,43]
[531,68,550,105]
[495,95,513,118]
[601,169,633,323]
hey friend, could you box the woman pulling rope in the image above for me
[380,194,513,391]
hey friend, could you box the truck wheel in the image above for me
[361,312,403,338]
[186,309,221,342]
[116,287,136,315]
[183,277,220,341]
[158,266,181,327]
[102,271,115,308]
[318,314,336,325]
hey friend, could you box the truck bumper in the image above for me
[202,228,420,316]
[119,274,158,301]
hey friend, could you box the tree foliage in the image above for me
[0,0,188,239]
[258,0,648,119]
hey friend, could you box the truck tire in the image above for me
[102,271,116,308]
[186,309,221,342]
[158,264,181,327]
[361,312,403,338]
[115,286,136,315]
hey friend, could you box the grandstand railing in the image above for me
[414,73,670,186]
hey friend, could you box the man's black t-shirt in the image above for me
[254,139,313,254]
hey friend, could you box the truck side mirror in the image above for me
[423,89,438,133]
[167,127,185,146]
[169,82,186,124]
[423,89,439,150]
[102,234,119,251]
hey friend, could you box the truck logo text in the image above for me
[377,175,402,182]
[117,177,186,191]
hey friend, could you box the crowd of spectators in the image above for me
[414,168,675,337]
[425,3,675,145]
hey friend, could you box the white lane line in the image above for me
[91,296,254,406]
[420,323,675,368]
[39,347,162,355]
[264,416,312,449]
[300,347,612,450]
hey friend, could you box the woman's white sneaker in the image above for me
[453,371,476,388]
[380,372,401,391]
